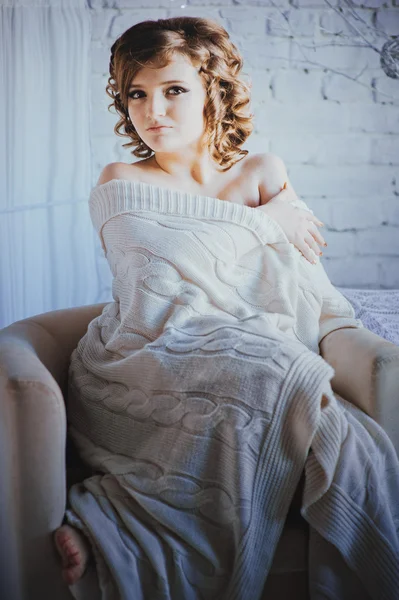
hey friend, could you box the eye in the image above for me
[127,86,188,100]
[167,86,187,95]
[128,90,143,100]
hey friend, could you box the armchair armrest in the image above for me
[0,335,70,599]
[0,302,106,600]
[319,327,399,455]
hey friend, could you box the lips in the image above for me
[147,126,170,131]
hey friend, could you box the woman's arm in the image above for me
[253,152,327,264]
[252,153,364,344]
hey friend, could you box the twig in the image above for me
[322,0,381,53]
[289,54,399,103]
[341,0,391,42]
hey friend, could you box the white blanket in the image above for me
[66,180,399,599]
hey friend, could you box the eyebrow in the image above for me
[128,80,187,91]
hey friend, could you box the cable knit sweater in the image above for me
[64,179,399,600]
[89,179,364,354]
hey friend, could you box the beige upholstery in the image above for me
[1,303,398,600]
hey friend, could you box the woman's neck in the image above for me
[152,152,224,186]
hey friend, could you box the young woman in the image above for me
[53,16,398,599]
[54,12,331,587]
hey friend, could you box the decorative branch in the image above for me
[264,0,399,104]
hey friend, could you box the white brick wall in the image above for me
[88,0,399,289]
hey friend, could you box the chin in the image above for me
[146,140,182,152]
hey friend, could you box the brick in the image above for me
[110,10,168,39]
[319,9,374,39]
[188,0,234,5]
[91,43,112,76]
[220,9,267,36]
[322,256,380,287]
[322,72,372,102]
[291,0,338,6]
[115,139,136,162]
[299,196,331,225]
[370,137,399,164]
[87,1,113,8]
[287,9,318,37]
[272,69,323,101]
[91,104,120,136]
[372,75,399,104]
[351,0,389,7]
[381,198,399,224]
[255,101,352,133]
[90,9,117,42]
[318,230,356,258]
[115,0,172,7]
[269,134,319,163]
[265,9,317,37]
[356,226,399,255]
[379,256,399,288]
[375,9,399,36]
[234,0,289,5]
[243,133,271,154]
[237,39,290,69]
[166,6,222,20]
[330,198,386,230]
[91,136,121,171]
[290,42,381,70]
[90,75,111,110]
[246,69,273,105]
[349,105,399,133]
[287,164,396,197]
[316,135,371,165]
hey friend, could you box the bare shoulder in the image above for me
[248,152,287,172]
[96,162,128,186]
[249,152,288,184]
[247,152,292,206]
[95,161,147,186]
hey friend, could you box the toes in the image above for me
[54,525,89,585]
[63,540,80,562]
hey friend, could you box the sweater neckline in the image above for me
[93,178,229,206]
[89,178,289,247]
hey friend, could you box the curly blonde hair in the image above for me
[105,16,254,171]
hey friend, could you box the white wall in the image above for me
[89,0,399,291]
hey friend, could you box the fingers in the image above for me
[301,243,320,264]
[301,226,325,264]
[308,220,327,249]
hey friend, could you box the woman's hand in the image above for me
[257,182,327,264]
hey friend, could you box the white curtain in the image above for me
[0,0,104,329]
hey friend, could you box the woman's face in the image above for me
[127,53,208,154]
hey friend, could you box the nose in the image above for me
[146,92,166,119]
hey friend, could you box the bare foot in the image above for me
[54,524,91,585]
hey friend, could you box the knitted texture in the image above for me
[66,180,399,600]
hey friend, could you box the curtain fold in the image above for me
[0,0,103,328]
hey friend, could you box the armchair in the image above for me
[1,302,398,600]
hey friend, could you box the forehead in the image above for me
[130,54,201,85]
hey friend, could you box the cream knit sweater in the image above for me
[89,179,364,355]
[65,179,399,600]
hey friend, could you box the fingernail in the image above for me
[282,181,288,190]
[324,242,327,247]
[319,251,323,256]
